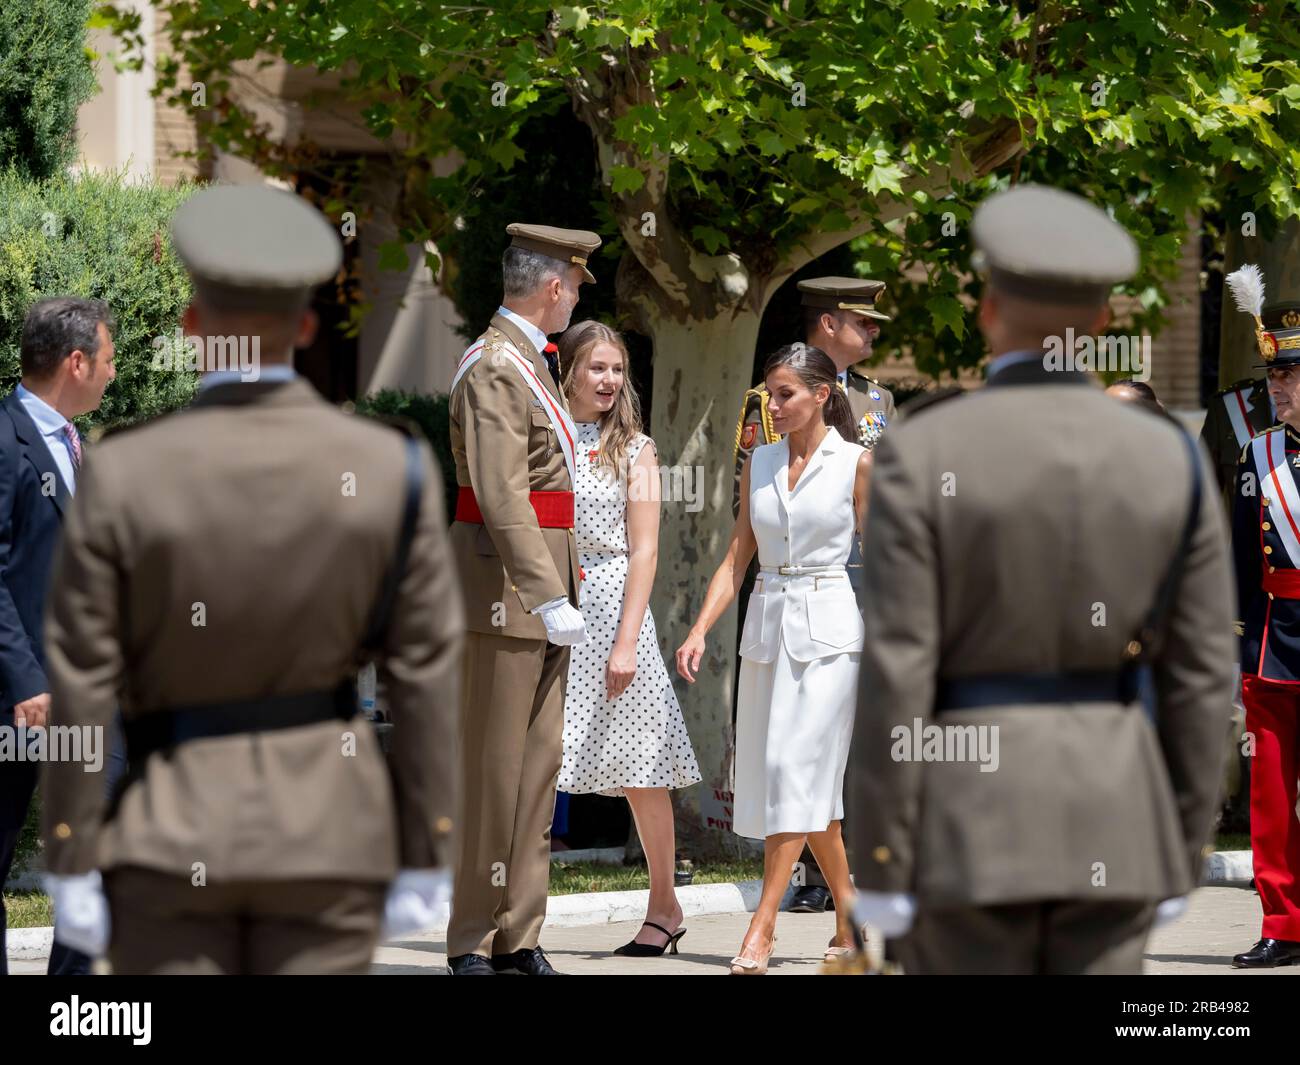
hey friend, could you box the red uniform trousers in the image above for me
[1242,674,1300,940]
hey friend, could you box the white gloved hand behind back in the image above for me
[533,598,588,646]
[45,871,110,957]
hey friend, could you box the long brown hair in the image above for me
[761,343,856,443]
[557,320,645,476]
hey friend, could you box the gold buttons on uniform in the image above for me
[1125,639,1142,657]
[511,583,518,591]
[1270,566,1277,573]
[1263,521,1273,531]
[1270,592,1276,600]
[872,845,891,864]
[1265,498,1273,507]
[435,816,454,833]
[54,823,72,840]
[1265,546,1273,555]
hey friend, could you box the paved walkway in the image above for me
[10,884,1299,975]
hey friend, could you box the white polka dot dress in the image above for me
[558,422,702,798]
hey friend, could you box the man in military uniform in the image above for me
[445,223,597,976]
[39,184,464,975]
[731,277,894,912]
[1228,300,1300,967]
[851,185,1233,974]
[1200,303,1300,503]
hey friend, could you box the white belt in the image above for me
[758,564,846,576]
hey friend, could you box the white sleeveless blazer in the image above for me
[739,426,866,663]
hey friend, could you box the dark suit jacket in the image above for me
[0,389,72,828]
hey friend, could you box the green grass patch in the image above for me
[548,859,764,896]
[3,891,52,929]
[1216,833,1251,852]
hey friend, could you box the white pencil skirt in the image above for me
[731,640,859,840]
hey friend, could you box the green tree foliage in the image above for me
[127,0,1300,376]
[0,0,97,180]
[0,169,197,428]
[353,389,458,520]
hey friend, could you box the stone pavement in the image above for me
[9,883,1299,975]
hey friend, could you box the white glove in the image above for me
[1154,896,1188,927]
[382,868,452,940]
[1232,664,1244,712]
[532,597,588,646]
[852,890,917,939]
[45,871,110,957]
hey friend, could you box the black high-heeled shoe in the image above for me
[613,921,687,957]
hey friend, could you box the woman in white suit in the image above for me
[676,343,871,974]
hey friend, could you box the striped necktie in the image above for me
[62,423,82,470]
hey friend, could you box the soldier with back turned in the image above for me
[851,185,1233,974]
[40,185,464,974]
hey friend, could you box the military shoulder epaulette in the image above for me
[1215,377,1263,398]
[897,386,964,418]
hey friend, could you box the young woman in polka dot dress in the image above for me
[555,321,702,957]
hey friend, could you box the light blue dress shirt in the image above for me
[197,362,299,393]
[15,383,77,495]
[495,305,550,355]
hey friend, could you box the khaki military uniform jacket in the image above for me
[42,378,463,882]
[1200,378,1275,508]
[448,314,579,639]
[851,358,1234,907]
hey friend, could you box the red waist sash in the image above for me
[455,486,574,528]
[1262,568,1300,599]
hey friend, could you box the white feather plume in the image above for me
[1226,264,1266,320]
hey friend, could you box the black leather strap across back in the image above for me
[1132,426,1203,665]
[362,433,424,654]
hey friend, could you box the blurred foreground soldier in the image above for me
[445,224,597,975]
[40,185,463,975]
[850,185,1234,975]
[733,278,893,912]
[1225,267,1300,967]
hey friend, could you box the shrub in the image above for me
[0,168,198,430]
[353,389,456,521]
[0,0,97,180]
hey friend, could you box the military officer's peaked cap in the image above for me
[798,276,891,321]
[171,184,342,313]
[971,184,1138,304]
[506,223,602,283]
[1254,302,1300,368]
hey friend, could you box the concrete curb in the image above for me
[6,877,789,961]
[1206,850,1253,885]
[7,851,1257,963]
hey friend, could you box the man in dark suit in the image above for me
[1,296,116,975]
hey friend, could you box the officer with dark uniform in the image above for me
[732,277,894,912]
[1228,284,1300,967]
[851,184,1233,974]
[40,184,464,974]
[1200,304,1300,504]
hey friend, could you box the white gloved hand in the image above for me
[1154,896,1189,927]
[532,597,588,646]
[45,871,110,957]
[382,868,453,940]
[852,890,917,939]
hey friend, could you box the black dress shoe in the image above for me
[446,953,497,975]
[613,921,687,957]
[1231,938,1300,968]
[788,886,833,913]
[491,946,561,975]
